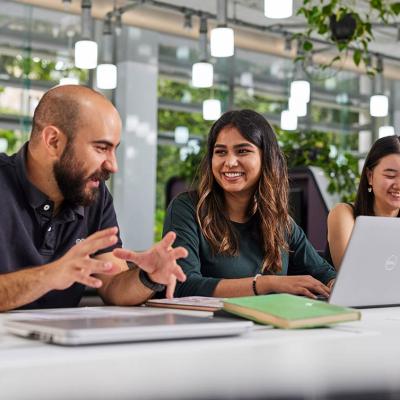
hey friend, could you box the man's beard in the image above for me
[53,143,110,207]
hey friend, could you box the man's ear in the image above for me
[41,125,67,157]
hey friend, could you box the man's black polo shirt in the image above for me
[0,143,122,309]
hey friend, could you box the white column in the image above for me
[358,76,372,173]
[113,27,158,250]
[392,81,400,135]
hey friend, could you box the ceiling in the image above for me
[13,0,400,77]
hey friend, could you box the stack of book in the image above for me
[146,294,361,329]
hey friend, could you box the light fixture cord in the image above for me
[216,0,227,27]
[81,0,92,39]
[199,15,208,61]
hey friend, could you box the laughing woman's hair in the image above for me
[196,109,290,273]
[354,135,400,218]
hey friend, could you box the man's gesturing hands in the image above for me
[45,227,120,290]
[44,228,187,299]
[113,231,187,298]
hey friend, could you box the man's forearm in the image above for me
[99,267,155,306]
[0,266,51,311]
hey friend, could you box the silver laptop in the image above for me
[329,216,400,308]
[4,307,253,345]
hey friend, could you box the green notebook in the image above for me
[223,294,361,329]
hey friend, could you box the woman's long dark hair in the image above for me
[196,109,290,273]
[354,135,400,217]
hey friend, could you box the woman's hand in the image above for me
[326,279,335,290]
[262,275,331,299]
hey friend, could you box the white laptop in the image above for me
[329,216,400,308]
[4,307,253,346]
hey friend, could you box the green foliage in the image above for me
[156,78,216,240]
[154,116,208,241]
[0,129,18,154]
[275,127,359,202]
[391,3,400,14]
[155,152,171,241]
[177,141,206,183]
[234,88,286,114]
[156,144,181,212]
[154,141,207,241]
[154,208,166,243]
[154,141,207,242]
[297,0,400,74]
[353,48,362,66]
[157,109,212,136]
[158,79,227,107]
[303,40,314,51]
[0,54,87,82]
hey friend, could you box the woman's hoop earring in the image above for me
[368,186,373,193]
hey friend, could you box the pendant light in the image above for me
[203,99,221,120]
[192,16,213,88]
[264,0,293,19]
[96,18,117,89]
[280,110,297,131]
[210,0,234,57]
[370,56,388,117]
[74,0,98,69]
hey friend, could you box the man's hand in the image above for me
[44,227,121,290]
[265,275,331,299]
[112,231,187,298]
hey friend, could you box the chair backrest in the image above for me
[288,166,336,252]
[165,176,189,208]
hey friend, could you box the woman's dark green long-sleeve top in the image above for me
[163,192,336,297]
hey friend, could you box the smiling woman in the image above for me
[162,109,336,299]
[327,135,400,270]
[211,126,262,203]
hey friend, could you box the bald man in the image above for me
[0,85,187,311]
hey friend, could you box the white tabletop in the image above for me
[0,305,399,399]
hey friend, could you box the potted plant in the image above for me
[296,0,400,74]
[329,12,356,42]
